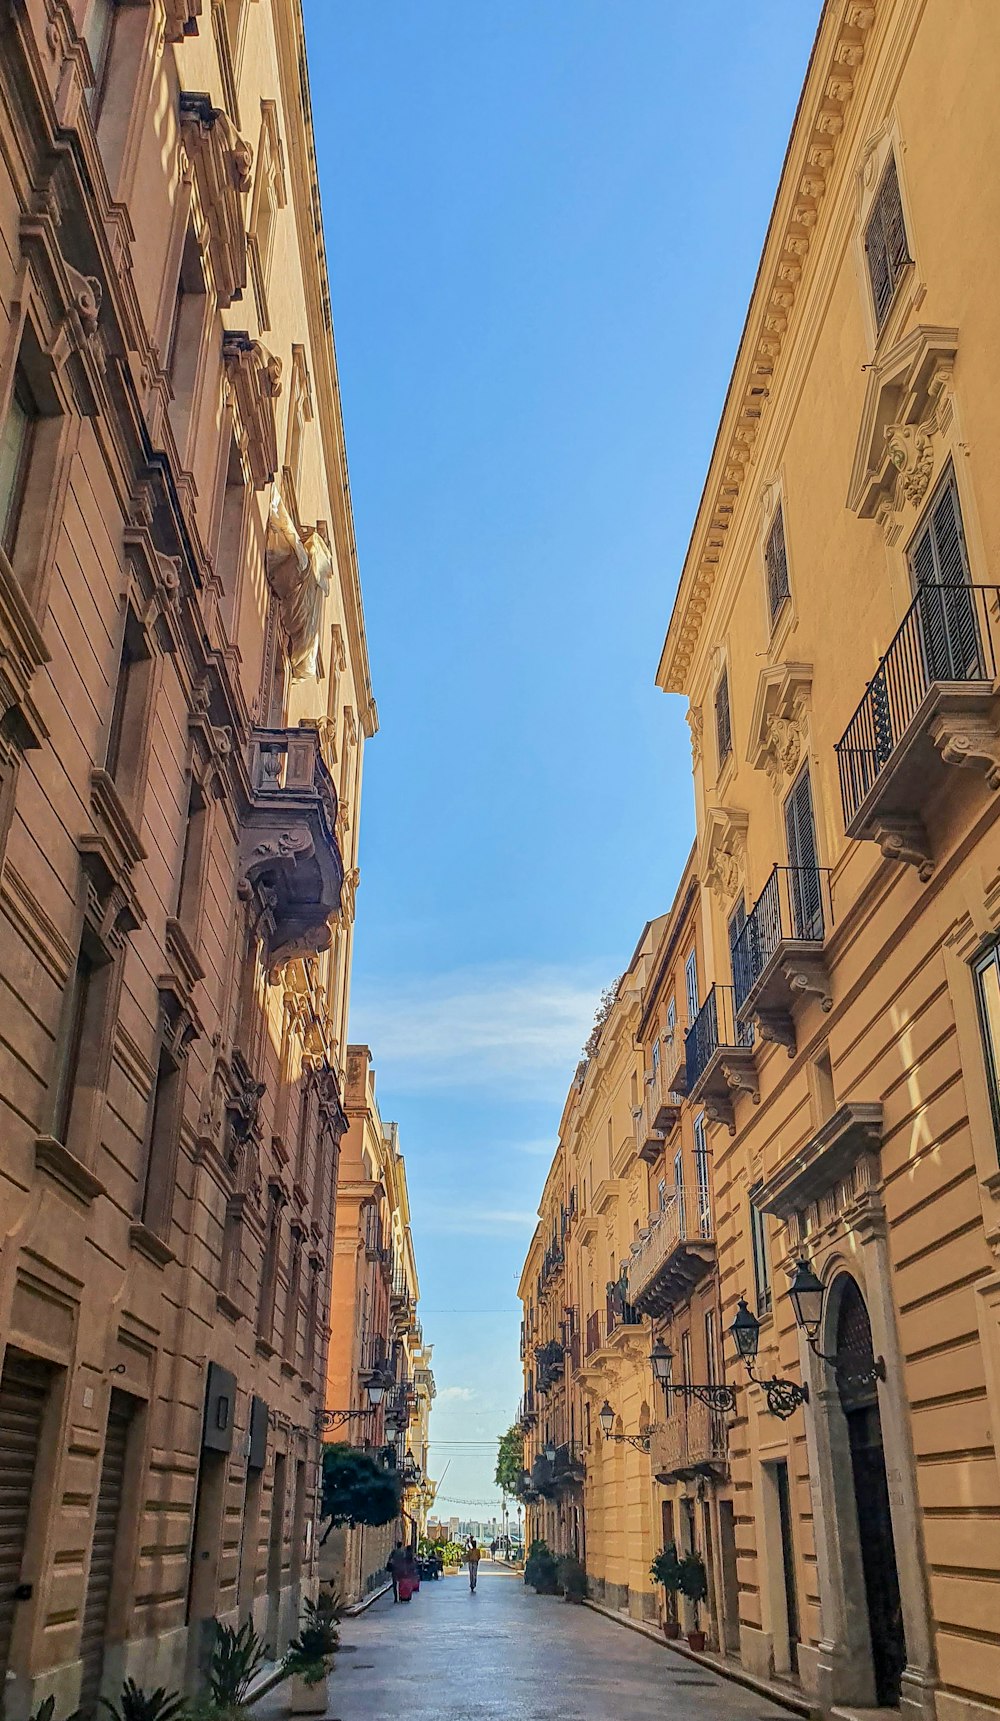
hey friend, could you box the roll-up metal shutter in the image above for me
[0,1354,50,1681]
[78,1391,133,1716]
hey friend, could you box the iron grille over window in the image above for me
[765,506,790,623]
[865,155,910,328]
[715,668,732,768]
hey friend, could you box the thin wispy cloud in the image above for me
[438,1386,476,1402]
[350,962,603,1099]
[417,1203,538,1239]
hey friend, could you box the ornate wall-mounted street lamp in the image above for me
[650,1340,736,1415]
[729,1298,809,1421]
[787,1259,886,1389]
[542,1438,557,1463]
[317,1372,388,1432]
[597,1398,652,1452]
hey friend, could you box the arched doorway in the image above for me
[835,1276,906,1707]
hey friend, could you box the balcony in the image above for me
[732,865,834,1052]
[634,1055,683,1165]
[532,1441,586,1499]
[649,1401,728,1481]
[835,583,1000,878]
[518,1390,537,1430]
[240,727,344,969]
[627,1187,715,1318]
[685,985,757,1132]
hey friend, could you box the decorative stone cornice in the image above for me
[755,1101,883,1219]
[747,662,813,786]
[699,805,749,905]
[657,1,880,696]
[847,324,959,537]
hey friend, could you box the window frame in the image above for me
[0,371,37,560]
[973,939,1000,1153]
[765,503,791,627]
[864,152,911,332]
[714,666,732,771]
[749,1188,773,1317]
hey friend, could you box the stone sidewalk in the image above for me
[253,1562,796,1720]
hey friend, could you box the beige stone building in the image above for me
[322,1046,433,1601]
[656,3,1000,1719]
[0,1,375,1712]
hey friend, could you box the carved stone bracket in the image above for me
[164,0,203,42]
[722,1057,760,1107]
[158,979,201,1060]
[782,953,833,1012]
[755,1009,797,1056]
[704,1096,736,1136]
[748,662,813,787]
[930,711,1000,792]
[871,814,934,881]
[179,93,252,307]
[686,704,703,770]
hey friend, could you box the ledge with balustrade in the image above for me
[627,1186,716,1319]
[240,725,345,971]
[731,864,834,1056]
[649,1399,728,1480]
[685,984,757,1134]
[634,1051,684,1165]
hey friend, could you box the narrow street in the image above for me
[285,1564,794,1720]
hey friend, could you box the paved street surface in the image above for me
[276,1563,794,1721]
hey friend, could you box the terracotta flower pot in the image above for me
[662,1619,681,1639]
[687,1629,706,1652]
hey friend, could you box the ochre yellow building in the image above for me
[522,6,1000,1720]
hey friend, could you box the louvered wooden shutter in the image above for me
[715,669,732,766]
[0,1356,49,1682]
[865,156,910,328]
[78,1392,133,1716]
[784,767,822,940]
[765,507,790,622]
[909,472,981,683]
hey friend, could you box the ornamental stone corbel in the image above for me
[164,0,203,45]
[703,1096,736,1136]
[871,815,934,881]
[929,711,1000,792]
[781,954,834,1012]
[755,1009,797,1056]
[722,1060,760,1107]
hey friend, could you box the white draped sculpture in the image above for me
[264,486,333,681]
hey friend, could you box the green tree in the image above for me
[320,1442,402,1540]
[495,1423,524,1495]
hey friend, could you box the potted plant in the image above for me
[523,1537,559,1594]
[283,1598,340,1715]
[557,1553,588,1603]
[99,1681,188,1721]
[205,1619,271,1719]
[650,1542,683,1638]
[679,1550,709,1652]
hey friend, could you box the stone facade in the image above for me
[0,2,374,1714]
[321,1047,433,1602]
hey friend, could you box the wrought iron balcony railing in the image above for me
[835,583,999,852]
[732,865,834,1046]
[634,1053,683,1164]
[685,985,755,1125]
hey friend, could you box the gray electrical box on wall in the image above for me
[203,1362,237,1452]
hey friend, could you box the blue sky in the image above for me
[304,1,819,1514]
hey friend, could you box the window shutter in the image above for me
[715,669,732,766]
[909,472,981,682]
[784,767,822,940]
[865,155,910,328]
[765,507,790,622]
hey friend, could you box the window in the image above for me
[166,224,207,451]
[674,1148,685,1234]
[680,1329,692,1390]
[908,469,980,683]
[657,1177,667,1212]
[765,505,790,624]
[81,0,118,117]
[651,1038,660,1075]
[694,1114,711,1237]
[715,668,732,769]
[249,108,286,331]
[214,434,248,631]
[784,766,823,940]
[51,947,98,1146]
[704,1310,718,1386]
[864,154,910,329]
[684,949,699,1026]
[105,609,152,804]
[749,1189,772,1315]
[974,940,1000,1150]
[283,346,313,514]
[139,1042,184,1234]
[728,896,747,994]
[0,373,36,559]
[176,781,208,936]
[666,996,676,1040]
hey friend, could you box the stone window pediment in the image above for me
[699,805,748,905]
[847,324,959,536]
[754,1102,883,1220]
[180,94,252,309]
[222,331,281,488]
[747,661,812,788]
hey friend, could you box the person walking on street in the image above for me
[465,1536,481,1593]
[387,1541,409,1602]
